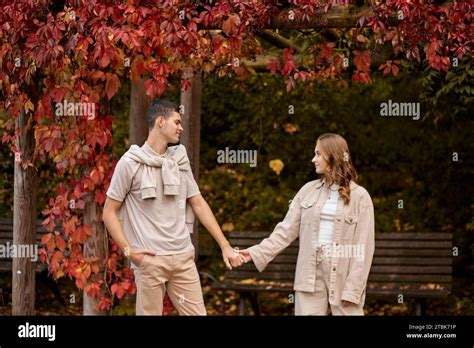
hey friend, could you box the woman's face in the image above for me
[312,140,329,174]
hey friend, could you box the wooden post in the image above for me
[180,68,202,253]
[12,110,37,315]
[83,193,109,315]
[129,78,149,146]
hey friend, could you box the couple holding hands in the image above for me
[103,99,375,316]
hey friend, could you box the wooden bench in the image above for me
[202,231,453,315]
[0,218,62,305]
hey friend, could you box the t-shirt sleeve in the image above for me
[184,169,200,199]
[106,158,135,202]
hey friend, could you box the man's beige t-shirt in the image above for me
[106,142,200,256]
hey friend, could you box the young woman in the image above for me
[239,133,375,315]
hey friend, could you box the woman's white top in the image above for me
[318,184,341,245]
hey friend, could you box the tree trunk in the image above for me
[180,68,202,253]
[12,110,37,315]
[129,78,149,147]
[83,193,109,315]
[82,77,149,315]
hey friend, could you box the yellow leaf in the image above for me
[25,99,34,112]
[222,222,234,232]
[240,278,257,284]
[54,269,64,280]
[269,159,284,175]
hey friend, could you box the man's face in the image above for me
[156,111,183,144]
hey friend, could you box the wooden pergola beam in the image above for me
[268,5,374,29]
[199,5,374,30]
[180,68,202,254]
[242,43,392,71]
[242,55,278,72]
[257,29,302,52]
[201,3,451,30]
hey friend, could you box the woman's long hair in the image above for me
[317,133,358,205]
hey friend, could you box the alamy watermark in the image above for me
[55,99,96,120]
[0,242,38,262]
[18,322,55,341]
[321,243,365,262]
[380,100,420,120]
[217,147,257,167]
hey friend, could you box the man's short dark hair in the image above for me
[146,99,179,130]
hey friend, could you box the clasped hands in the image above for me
[221,245,252,270]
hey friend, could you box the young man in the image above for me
[103,99,242,315]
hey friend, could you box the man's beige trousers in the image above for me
[134,250,206,315]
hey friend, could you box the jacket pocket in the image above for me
[299,200,315,226]
[341,214,358,242]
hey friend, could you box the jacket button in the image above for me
[336,217,341,222]
[333,267,336,271]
